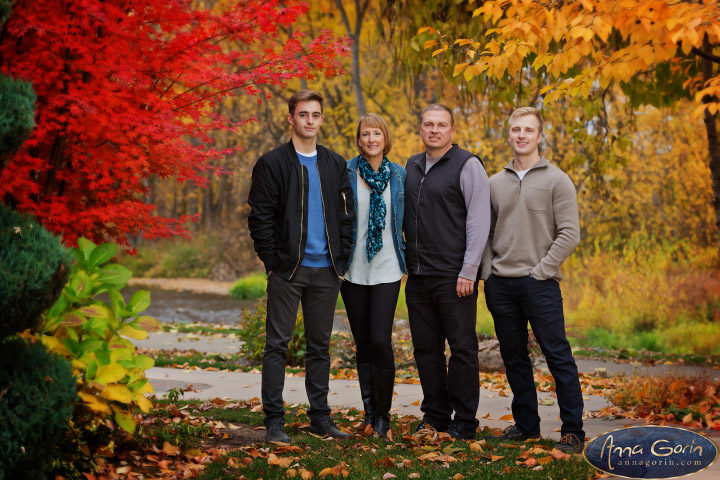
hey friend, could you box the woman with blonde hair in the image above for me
[342,113,406,438]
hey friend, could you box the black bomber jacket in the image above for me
[247,141,354,280]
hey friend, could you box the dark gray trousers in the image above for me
[262,266,341,425]
[406,275,480,429]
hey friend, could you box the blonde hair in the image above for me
[508,107,543,131]
[356,113,392,155]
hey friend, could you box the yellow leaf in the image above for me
[463,65,476,82]
[95,363,128,384]
[491,455,504,462]
[61,312,85,326]
[431,47,447,57]
[453,63,469,77]
[40,335,69,355]
[134,393,153,413]
[78,391,112,415]
[423,39,439,50]
[136,315,161,332]
[268,453,296,468]
[118,325,148,340]
[81,305,111,318]
[162,440,181,456]
[101,384,133,403]
[417,26,437,35]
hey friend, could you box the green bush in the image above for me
[115,248,157,277]
[238,296,306,366]
[0,74,36,161]
[40,238,161,435]
[231,272,345,310]
[135,240,214,278]
[0,0,12,26]
[0,204,71,339]
[230,272,267,300]
[0,338,77,480]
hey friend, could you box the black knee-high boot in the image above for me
[356,363,376,426]
[372,367,395,438]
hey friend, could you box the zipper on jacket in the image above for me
[317,165,342,278]
[341,191,348,215]
[414,175,425,274]
[289,167,305,279]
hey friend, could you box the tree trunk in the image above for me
[335,0,368,116]
[351,37,366,116]
[701,35,720,259]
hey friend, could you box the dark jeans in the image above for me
[484,275,585,439]
[406,275,480,429]
[340,280,401,372]
[262,266,341,425]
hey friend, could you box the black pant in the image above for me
[406,275,480,429]
[484,275,585,439]
[340,280,401,371]
[262,266,341,425]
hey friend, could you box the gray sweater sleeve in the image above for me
[459,157,491,280]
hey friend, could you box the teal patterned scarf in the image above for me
[358,156,391,262]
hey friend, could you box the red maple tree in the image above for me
[0,0,347,247]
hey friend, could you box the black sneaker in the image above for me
[554,433,584,454]
[265,422,290,443]
[489,424,540,441]
[415,420,448,433]
[309,416,351,439]
[446,422,477,440]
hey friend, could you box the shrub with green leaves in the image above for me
[0,74,36,162]
[230,272,267,300]
[238,296,306,366]
[0,338,77,480]
[0,0,12,26]
[0,203,71,339]
[39,238,161,434]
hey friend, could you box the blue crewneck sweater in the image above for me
[297,151,332,267]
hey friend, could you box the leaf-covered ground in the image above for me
[83,400,597,480]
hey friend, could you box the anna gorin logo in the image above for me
[584,426,718,479]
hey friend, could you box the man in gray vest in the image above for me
[404,104,491,440]
[481,107,585,453]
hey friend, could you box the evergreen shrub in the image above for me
[0,204,71,339]
[0,0,12,26]
[0,338,77,480]
[0,74,36,161]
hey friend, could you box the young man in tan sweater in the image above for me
[481,107,585,453]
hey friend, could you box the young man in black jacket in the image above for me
[248,90,354,442]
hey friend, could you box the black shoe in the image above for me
[309,416,351,439]
[554,433,584,454]
[415,419,448,433]
[489,424,540,441]
[446,421,477,440]
[357,363,376,426]
[372,368,395,439]
[265,422,290,443]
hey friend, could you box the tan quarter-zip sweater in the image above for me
[480,157,580,281]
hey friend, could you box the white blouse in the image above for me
[344,172,403,285]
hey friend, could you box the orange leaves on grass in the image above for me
[318,461,349,477]
[608,375,720,429]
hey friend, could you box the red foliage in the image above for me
[0,0,347,246]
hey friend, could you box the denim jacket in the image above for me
[346,155,407,274]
